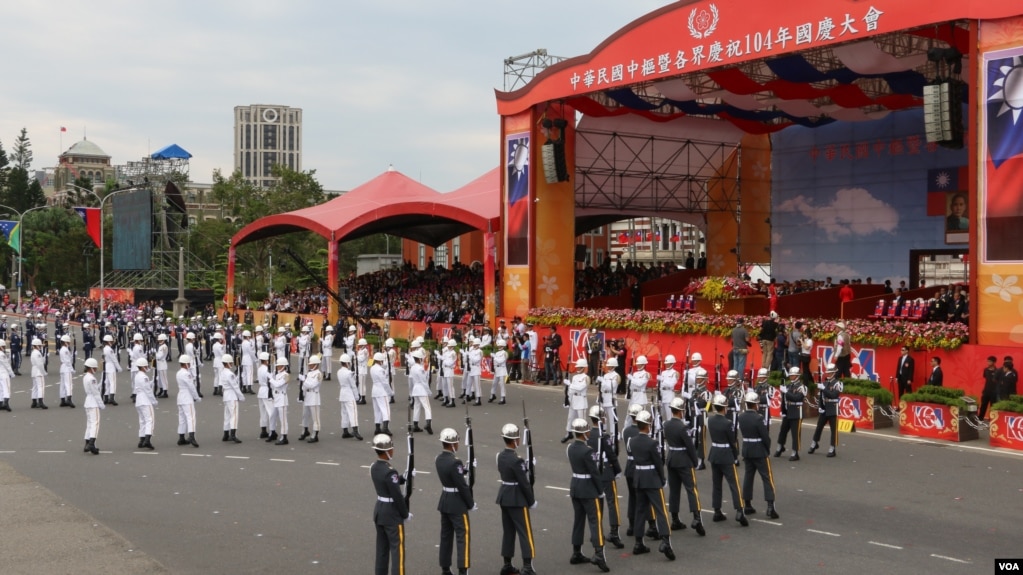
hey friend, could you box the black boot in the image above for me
[670,513,685,531]
[341,428,353,439]
[474,398,481,406]
[434,391,443,400]
[66,398,75,408]
[38,399,48,409]
[520,559,536,575]
[789,451,800,461]
[352,427,364,440]
[488,394,496,403]
[774,446,785,458]
[374,423,382,435]
[736,509,749,527]
[143,435,154,450]
[744,502,758,515]
[138,437,146,448]
[265,430,278,443]
[84,439,92,453]
[692,512,706,536]
[259,427,269,439]
[89,439,100,455]
[275,434,289,445]
[827,447,837,458]
[632,542,650,555]
[425,420,433,435]
[222,431,231,442]
[560,432,572,444]
[569,547,588,564]
[713,509,727,522]
[413,422,423,433]
[188,432,199,448]
[767,502,780,519]
[298,427,310,440]
[808,440,818,454]
[499,398,507,405]
[230,430,242,444]
[645,522,659,538]
[177,434,188,445]
[659,536,675,561]
[1,399,10,411]
[102,395,109,405]
[60,398,68,407]
[31,399,38,408]
[108,395,117,406]
[608,526,625,549]
[306,431,319,443]
[382,421,392,436]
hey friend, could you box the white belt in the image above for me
[442,487,459,493]
[635,464,656,470]
[787,402,803,406]
[502,481,518,486]
[711,442,731,448]
[667,446,687,451]
[377,496,393,503]
[742,438,762,442]
[572,473,591,479]
[826,399,839,403]
[627,456,634,460]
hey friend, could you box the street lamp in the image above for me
[63,184,142,319]
[0,203,51,309]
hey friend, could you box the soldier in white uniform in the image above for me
[625,355,651,428]
[490,339,509,404]
[409,348,433,434]
[561,358,590,443]
[441,340,458,408]
[297,326,311,376]
[220,354,245,443]
[254,324,267,357]
[256,352,276,440]
[59,334,75,408]
[30,338,48,409]
[270,357,291,445]
[240,329,256,394]
[344,325,356,354]
[133,357,158,450]
[599,357,620,430]
[184,332,203,398]
[82,358,104,454]
[211,333,225,396]
[155,334,170,398]
[337,353,363,440]
[466,338,483,405]
[356,338,370,403]
[129,333,145,389]
[175,355,201,447]
[0,340,12,411]
[320,326,334,380]
[102,334,121,405]
[657,355,680,423]
[301,355,323,443]
[274,327,288,369]
[370,351,393,436]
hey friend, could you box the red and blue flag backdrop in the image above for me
[74,207,102,248]
[926,166,967,216]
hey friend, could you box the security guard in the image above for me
[774,367,807,461]
[708,392,748,527]
[628,410,674,560]
[371,433,410,575]
[82,357,104,454]
[738,390,779,518]
[809,363,842,457]
[664,397,705,536]
[562,358,590,443]
[496,423,537,575]
[436,428,475,575]
[587,405,625,549]
[567,417,610,572]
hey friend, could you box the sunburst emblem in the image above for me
[990,55,1023,124]
[509,139,529,180]
[934,171,951,188]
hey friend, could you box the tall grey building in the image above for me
[234,104,302,188]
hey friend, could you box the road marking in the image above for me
[133,451,159,455]
[544,486,570,491]
[38,450,66,453]
[270,458,294,463]
[868,541,903,550]
[750,518,782,526]
[931,554,970,564]
[181,453,205,457]
[807,529,841,537]
[315,462,340,466]
[0,450,15,453]
[225,456,249,460]
[361,465,372,469]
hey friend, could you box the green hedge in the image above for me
[992,394,1023,414]
[840,378,894,406]
[901,385,969,410]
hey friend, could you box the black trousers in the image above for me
[979,390,998,420]
[374,523,404,575]
[572,497,604,549]
[897,378,912,399]
[667,465,701,514]
[742,457,776,504]
[835,354,852,378]
[633,486,669,541]
[500,506,535,560]
[777,417,802,452]
[599,478,622,527]
[439,512,470,572]
[711,462,743,511]
[813,413,838,448]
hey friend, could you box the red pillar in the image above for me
[328,234,339,325]
[226,244,236,311]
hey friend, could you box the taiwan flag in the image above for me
[926,166,966,216]
[985,51,1023,261]
[506,134,530,266]
[74,207,102,248]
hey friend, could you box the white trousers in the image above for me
[372,396,390,424]
[320,357,331,378]
[412,396,432,422]
[340,400,358,429]
[0,376,11,399]
[104,371,117,395]
[177,403,196,434]
[260,397,276,430]
[490,375,507,399]
[302,405,320,431]
[85,407,101,440]
[466,374,481,397]
[242,364,253,388]
[223,399,239,431]
[276,405,289,435]
[566,406,587,431]
[157,369,168,391]
[137,404,154,436]
[31,375,45,400]
[60,372,73,398]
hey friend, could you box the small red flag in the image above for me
[60,127,67,132]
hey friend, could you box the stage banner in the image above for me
[88,288,134,304]
[978,17,1023,345]
[533,106,576,310]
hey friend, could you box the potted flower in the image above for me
[683,276,759,313]
[899,385,979,442]
[989,394,1023,450]
[839,378,895,430]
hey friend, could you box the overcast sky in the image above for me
[2,1,670,192]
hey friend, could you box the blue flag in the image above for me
[987,55,1023,169]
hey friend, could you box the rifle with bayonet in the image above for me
[522,400,535,487]
[404,399,415,509]
[464,402,476,495]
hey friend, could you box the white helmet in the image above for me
[726,370,739,381]
[60,335,71,343]
[275,357,289,367]
[575,358,588,369]
[212,333,223,340]
[496,339,506,347]
[691,352,703,362]
[258,352,270,361]
[788,366,801,377]
[745,390,761,404]
[635,355,648,366]
[186,332,195,340]
[664,354,676,364]
[255,325,264,332]
[372,434,394,451]
[628,403,644,417]
[501,423,520,439]
[242,330,252,337]
[373,352,386,363]
[385,338,395,348]
[300,326,309,333]
[133,334,143,341]
[634,410,653,425]
[31,338,42,346]
[308,355,321,365]
[605,357,618,367]
[179,355,192,365]
[357,338,368,346]
[411,349,426,360]
[348,326,357,332]
[339,353,351,364]
[588,405,603,419]
[158,334,167,341]
[757,368,768,378]
[84,358,99,369]
[134,357,149,368]
[571,418,590,434]
[825,363,837,373]
[712,392,728,408]
[439,428,460,444]
[222,354,234,364]
[669,397,686,411]
[446,340,456,348]
[325,326,333,332]
[278,327,286,334]
[0,340,6,347]
[695,367,708,379]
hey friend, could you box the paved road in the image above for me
[0,363,1020,574]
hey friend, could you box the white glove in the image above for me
[780,385,788,394]
[470,503,479,512]
[298,374,305,382]
[196,397,202,403]
[817,383,824,390]
[682,391,692,399]
[406,512,413,522]
[530,501,538,509]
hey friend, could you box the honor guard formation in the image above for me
[2,311,869,575]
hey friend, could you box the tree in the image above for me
[10,128,32,171]
[0,138,9,196]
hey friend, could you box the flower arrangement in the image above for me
[525,308,970,350]
[682,275,759,302]
[900,385,970,409]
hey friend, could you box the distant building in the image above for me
[53,138,116,192]
[234,104,303,188]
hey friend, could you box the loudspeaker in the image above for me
[541,140,570,184]
[923,80,964,149]
[574,244,588,263]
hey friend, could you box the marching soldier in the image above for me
[371,351,394,436]
[628,410,674,560]
[738,390,779,519]
[256,351,277,440]
[356,338,370,404]
[621,403,647,538]
[567,418,610,572]
[436,427,475,575]
[707,392,748,527]
[129,333,145,390]
[409,348,433,434]
[725,370,744,433]
[774,367,806,461]
[10,323,21,376]
[175,355,201,448]
[598,358,619,428]
[155,334,170,398]
[82,322,95,360]
[241,329,256,394]
[625,355,650,427]
[274,327,288,371]
[809,363,842,457]
[441,340,458,407]
[220,354,245,444]
[300,355,323,443]
[211,333,225,396]
[320,325,334,380]
[271,357,291,445]
[133,357,158,450]
[297,326,311,375]
[338,353,363,440]
[496,423,537,575]
[664,397,705,536]
[562,358,590,443]
[587,328,602,379]
[0,340,12,411]
[59,335,75,408]
[184,332,203,398]
[82,358,103,454]
[371,433,410,575]
[490,339,508,404]
[687,367,710,470]
[753,368,772,428]
[657,354,679,423]
[30,338,47,409]
[587,406,625,549]
[466,338,483,405]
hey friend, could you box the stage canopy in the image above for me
[150,144,192,160]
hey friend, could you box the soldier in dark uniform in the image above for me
[707,393,748,527]
[620,403,648,538]
[809,363,842,457]
[738,390,779,519]
[664,397,705,536]
[567,417,610,572]
[0,315,8,340]
[1000,356,1018,401]
[370,433,410,575]
[586,406,625,549]
[436,428,474,575]
[10,324,22,375]
[753,368,772,431]
[979,356,1000,420]
[627,410,674,560]
[496,423,537,575]
[586,328,602,379]
[82,322,95,360]
[774,367,806,461]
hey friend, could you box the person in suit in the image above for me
[927,357,944,387]
[496,423,537,575]
[738,390,778,519]
[979,356,1000,420]
[436,428,474,575]
[1000,356,1019,401]
[567,418,610,572]
[896,346,915,399]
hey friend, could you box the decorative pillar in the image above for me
[328,233,339,325]
[225,244,236,312]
